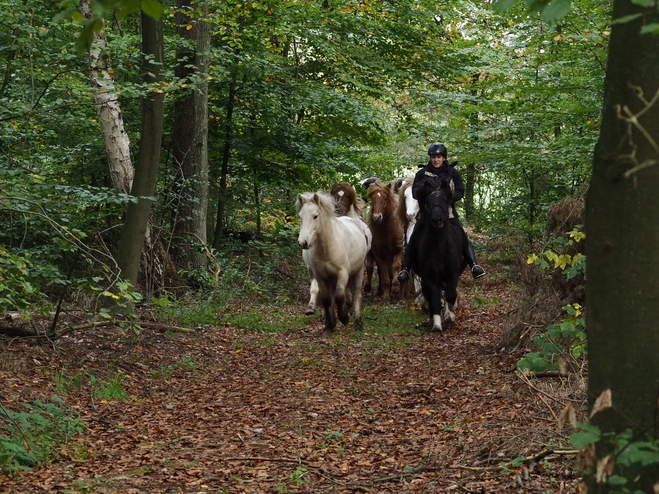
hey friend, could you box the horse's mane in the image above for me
[367,180,397,218]
[395,178,414,227]
[424,177,456,220]
[330,182,364,216]
[296,191,336,219]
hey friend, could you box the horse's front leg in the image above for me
[319,287,337,334]
[364,252,375,295]
[335,269,350,325]
[391,250,403,300]
[306,277,319,315]
[379,259,392,303]
[442,281,459,329]
[421,277,443,332]
[349,267,365,328]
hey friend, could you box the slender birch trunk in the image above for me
[79,0,133,196]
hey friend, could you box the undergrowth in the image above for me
[0,396,86,475]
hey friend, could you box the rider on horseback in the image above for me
[397,142,486,283]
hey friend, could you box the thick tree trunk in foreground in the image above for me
[116,7,165,287]
[171,0,210,271]
[585,0,659,490]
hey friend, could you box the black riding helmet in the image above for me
[427,142,447,157]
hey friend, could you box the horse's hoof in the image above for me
[305,308,316,315]
[354,318,363,328]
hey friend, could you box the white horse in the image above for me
[297,191,370,333]
[396,178,423,301]
[304,183,369,315]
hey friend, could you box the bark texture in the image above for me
[585,0,659,489]
[171,0,211,271]
[79,0,134,195]
[116,7,166,287]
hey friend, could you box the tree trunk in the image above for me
[79,0,134,196]
[463,162,475,222]
[171,0,210,271]
[585,0,659,490]
[212,61,238,250]
[116,6,165,287]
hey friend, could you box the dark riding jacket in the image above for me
[412,161,464,223]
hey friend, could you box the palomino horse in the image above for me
[297,192,370,333]
[409,177,467,332]
[303,183,370,315]
[364,180,404,303]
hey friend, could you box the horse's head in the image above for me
[368,180,395,224]
[425,178,453,229]
[403,182,419,223]
[331,182,363,217]
[296,192,334,250]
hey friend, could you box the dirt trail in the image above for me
[1,264,583,493]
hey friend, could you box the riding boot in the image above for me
[398,248,412,283]
[464,241,486,279]
[398,228,418,284]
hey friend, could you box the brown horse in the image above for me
[330,182,365,219]
[364,180,404,302]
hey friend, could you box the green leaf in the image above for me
[640,23,659,34]
[494,0,520,13]
[611,13,643,25]
[607,475,627,486]
[116,0,140,20]
[141,0,163,20]
[541,0,572,23]
[571,430,600,448]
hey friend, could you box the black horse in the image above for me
[409,177,467,331]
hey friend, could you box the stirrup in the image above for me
[471,265,486,279]
[397,269,410,283]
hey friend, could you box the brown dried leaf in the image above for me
[596,454,615,483]
[558,403,577,429]
[590,389,612,418]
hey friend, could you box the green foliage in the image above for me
[89,373,130,401]
[571,423,659,493]
[1,0,606,310]
[527,228,587,280]
[222,308,309,334]
[0,396,86,475]
[518,226,587,371]
[0,248,47,311]
[518,303,586,372]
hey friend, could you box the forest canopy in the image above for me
[0,0,607,307]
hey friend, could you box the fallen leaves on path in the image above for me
[0,266,584,493]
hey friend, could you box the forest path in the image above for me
[1,260,582,493]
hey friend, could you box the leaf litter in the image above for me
[0,262,584,493]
